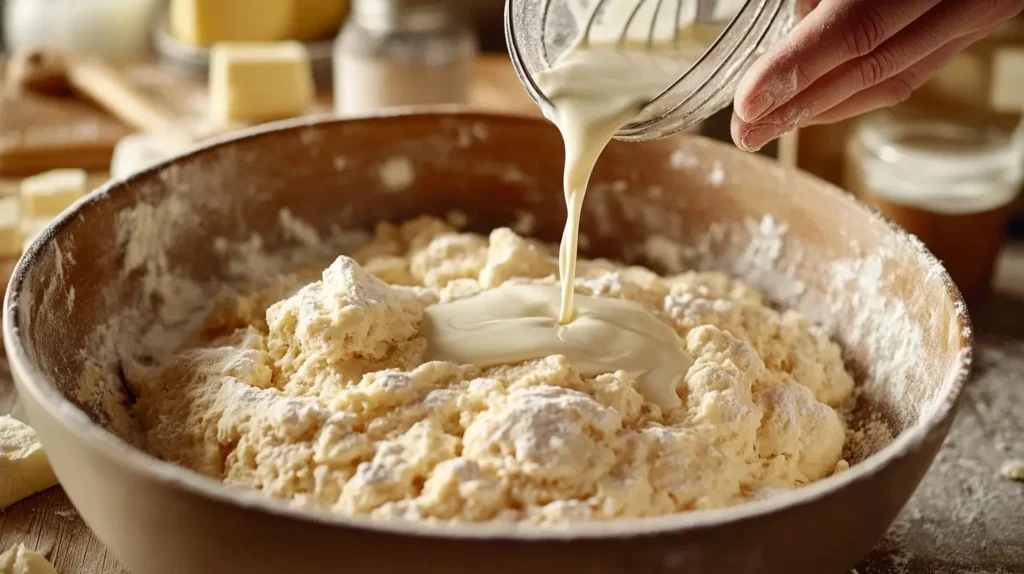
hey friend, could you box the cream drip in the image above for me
[422,284,693,411]
[533,46,689,323]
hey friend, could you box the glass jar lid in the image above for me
[855,109,1024,214]
[352,0,458,32]
[859,110,1021,180]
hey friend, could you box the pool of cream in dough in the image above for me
[422,284,694,411]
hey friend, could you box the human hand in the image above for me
[730,0,1024,151]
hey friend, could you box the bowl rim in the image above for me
[2,111,974,541]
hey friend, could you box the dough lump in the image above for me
[126,217,855,524]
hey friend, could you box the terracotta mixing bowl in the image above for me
[3,113,972,574]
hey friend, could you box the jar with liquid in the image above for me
[844,108,1024,303]
[507,0,796,140]
[334,0,478,116]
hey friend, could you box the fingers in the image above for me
[805,28,995,125]
[733,0,941,123]
[733,0,1024,151]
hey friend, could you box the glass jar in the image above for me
[4,0,160,59]
[334,0,478,116]
[844,108,1024,304]
[506,0,795,141]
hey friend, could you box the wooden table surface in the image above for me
[1,240,1021,573]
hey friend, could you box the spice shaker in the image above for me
[844,108,1024,304]
[334,0,478,116]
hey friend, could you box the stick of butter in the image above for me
[20,169,87,218]
[0,544,57,574]
[0,197,21,259]
[111,133,181,181]
[20,217,53,254]
[169,0,295,46]
[0,415,59,510]
[209,42,314,124]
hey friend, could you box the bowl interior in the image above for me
[10,112,970,491]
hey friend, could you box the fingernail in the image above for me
[730,113,745,148]
[739,91,775,123]
[740,123,779,152]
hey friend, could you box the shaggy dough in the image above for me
[126,217,855,524]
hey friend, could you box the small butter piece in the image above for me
[169,0,295,46]
[111,134,180,181]
[0,197,21,259]
[0,545,57,574]
[209,42,314,124]
[20,169,87,217]
[0,416,58,510]
[20,218,52,253]
[991,47,1024,112]
[1001,459,1024,482]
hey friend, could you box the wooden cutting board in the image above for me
[0,53,538,180]
[112,54,541,143]
[0,91,132,177]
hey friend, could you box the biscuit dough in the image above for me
[127,217,855,523]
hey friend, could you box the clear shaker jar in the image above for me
[334,0,478,116]
[844,108,1024,304]
[506,0,796,140]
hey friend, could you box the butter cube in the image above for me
[292,0,349,41]
[20,169,87,217]
[0,545,57,574]
[0,197,21,259]
[169,0,295,46]
[991,47,1024,112]
[111,134,180,181]
[21,217,52,253]
[209,42,314,124]
[0,416,58,510]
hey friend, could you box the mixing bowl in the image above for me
[3,112,972,574]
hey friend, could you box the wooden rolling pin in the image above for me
[7,49,197,148]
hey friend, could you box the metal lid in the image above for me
[351,0,458,32]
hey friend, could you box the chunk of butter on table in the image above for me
[169,0,295,46]
[209,42,314,124]
[111,133,180,181]
[0,544,57,574]
[20,217,53,254]
[0,197,21,259]
[19,169,87,218]
[0,415,59,510]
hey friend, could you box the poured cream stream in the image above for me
[535,47,691,323]
[423,43,694,409]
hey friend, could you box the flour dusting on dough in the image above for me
[123,217,856,524]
